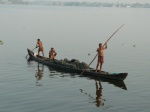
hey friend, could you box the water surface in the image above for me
[0,5,150,112]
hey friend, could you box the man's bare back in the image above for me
[36,39,44,57]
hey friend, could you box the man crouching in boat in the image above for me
[49,47,57,59]
[96,43,107,73]
[36,39,44,57]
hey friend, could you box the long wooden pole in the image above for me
[80,24,124,75]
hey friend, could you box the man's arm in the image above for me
[104,43,107,49]
[54,50,57,56]
[36,42,39,48]
[96,48,99,52]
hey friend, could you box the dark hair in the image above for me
[99,43,102,46]
[37,39,40,41]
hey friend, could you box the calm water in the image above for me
[0,4,150,112]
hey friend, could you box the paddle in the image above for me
[25,47,37,58]
[80,24,124,75]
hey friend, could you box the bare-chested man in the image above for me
[49,47,57,59]
[36,39,44,57]
[96,43,107,72]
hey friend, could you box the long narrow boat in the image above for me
[27,48,128,81]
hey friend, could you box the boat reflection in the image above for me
[92,77,127,90]
[79,79,127,107]
[35,63,44,81]
[27,59,44,86]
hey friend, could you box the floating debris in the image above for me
[0,40,3,45]
[133,44,136,47]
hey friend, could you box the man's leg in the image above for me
[38,50,40,56]
[100,63,103,72]
[96,62,99,72]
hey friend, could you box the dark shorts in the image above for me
[98,55,104,63]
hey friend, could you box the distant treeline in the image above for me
[1,0,150,8]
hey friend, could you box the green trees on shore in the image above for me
[0,0,150,8]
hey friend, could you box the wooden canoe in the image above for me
[27,48,128,81]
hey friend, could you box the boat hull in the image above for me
[27,48,128,81]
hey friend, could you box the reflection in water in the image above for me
[91,77,127,90]
[27,59,44,86]
[48,67,61,78]
[79,80,105,108]
[48,67,77,78]
[79,79,127,108]
[35,63,44,86]
[95,80,104,107]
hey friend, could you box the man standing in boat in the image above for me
[96,43,107,72]
[36,39,44,57]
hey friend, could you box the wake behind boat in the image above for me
[27,48,128,81]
